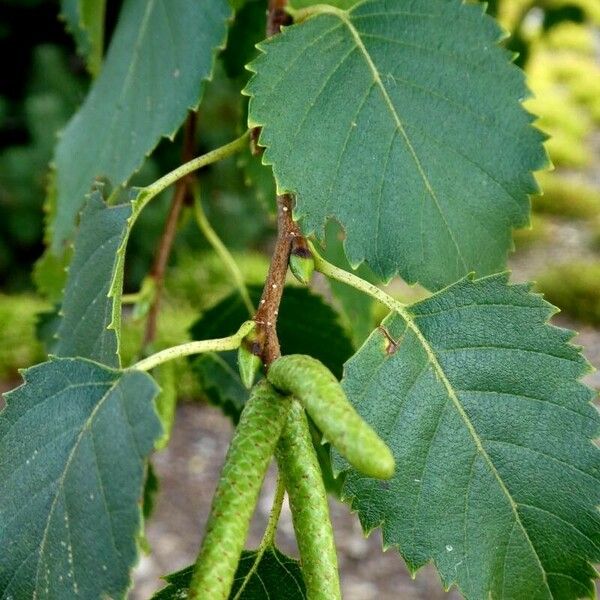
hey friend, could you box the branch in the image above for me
[144,112,197,346]
[141,131,250,205]
[253,0,297,368]
[254,194,300,366]
[267,0,292,36]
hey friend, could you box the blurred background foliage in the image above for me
[0,0,599,386]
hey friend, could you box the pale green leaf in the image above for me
[60,0,107,77]
[245,0,548,289]
[152,547,306,599]
[55,192,131,367]
[51,0,231,250]
[153,361,177,449]
[336,274,600,599]
[0,358,161,599]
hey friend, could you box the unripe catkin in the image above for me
[189,381,290,600]
[276,400,341,600]
[268,354,395,480]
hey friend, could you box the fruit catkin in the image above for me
[268,354,395,480]
[276,400,341,600]
[189,381,290,600]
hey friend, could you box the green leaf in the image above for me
[221,0,266,81]
[51,0,231,251]
[55,192,131,367]
[0,357,161,599]
[152,547,306,599]
[190,285,354,379]
[60,0,106,77]
[245,0,548,290]
[238,146,277,215]
[192,352,249,422]
[336,274,600,599]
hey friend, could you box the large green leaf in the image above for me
[0,358,161,599]
[54,192,131,367]
[152,547,306,599]
[60,0,106,77]
[336,274,600,599]
[51,0,231,251]
[245,0,548,289]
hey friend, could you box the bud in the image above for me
[238,330,262,389]
[289,237,314,285]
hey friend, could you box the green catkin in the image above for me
[276,400,341,600]
[268,354,395,480]
[189,381,290,600]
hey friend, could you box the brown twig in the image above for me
[267,0,291,36]
[254,195,301,365]
[253,0,298,368]
[143,112,197,346]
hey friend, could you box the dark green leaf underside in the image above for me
[246,0,548,289]
[152,547,306,599]
[190,285,354,378]
[336,274,600,599]
[0,358,161,599]
[52,0,231,250]
[54,192,131,367]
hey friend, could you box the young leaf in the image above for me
[152,547,306,599]
[51,0,231,250]
[245,0,548,290]
[336,274,600,599]
[54,192,131,367]
[0,358,161,599]
[153,360,177,450]
[60,0,106,77]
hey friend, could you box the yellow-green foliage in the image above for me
[120,296,200,399]
[0,294,48,380]
[522,16,600,168]
[590,218,600,251]
[533,172,600,218]
[536,261,600,325]
[167,249,269,310]
[512,213,551,248]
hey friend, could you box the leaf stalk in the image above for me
[133,320,255,372]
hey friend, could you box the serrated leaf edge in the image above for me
[50,0,234,253]
[335,272,598,597]
[243,0,551,284]
[2,357,161,598]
